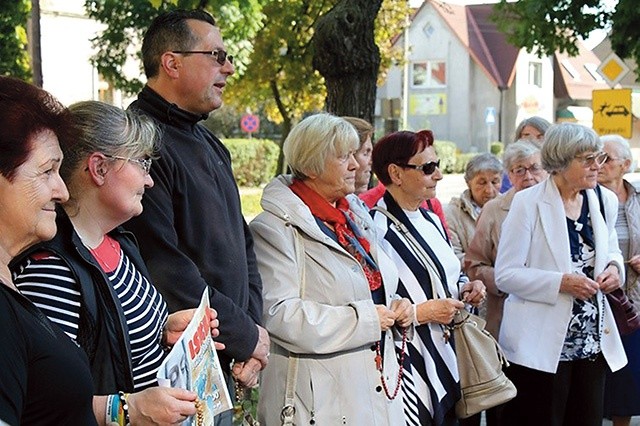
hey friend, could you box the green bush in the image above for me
[223,138,280,187]
[454,153,477,173]
[434,140,458,173]
[490,141,504,157]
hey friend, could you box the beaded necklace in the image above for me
[374,327,408,400]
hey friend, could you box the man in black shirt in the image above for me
[126,10,268,424]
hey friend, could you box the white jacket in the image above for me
[495,178,626,373]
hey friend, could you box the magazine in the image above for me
[157,287,232,425]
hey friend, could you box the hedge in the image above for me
[223,138,493,188]
[222,138,280,187]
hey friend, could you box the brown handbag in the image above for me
[606,288,640,336]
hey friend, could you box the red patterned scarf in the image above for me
[289,179,382,291]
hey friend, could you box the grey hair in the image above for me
[541,123,602,174]
[514,116,551,142]
[503,140,541,171]
[283,113,359,180]
[62,101,159,182]
[601,134,633,173]
[464,153,503,183]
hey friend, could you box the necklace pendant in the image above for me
[374,353,382,371]
[443,328,451,343]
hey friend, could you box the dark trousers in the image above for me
[502,355,606,426]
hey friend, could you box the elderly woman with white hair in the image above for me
[445,153,502,263]
[249,113,413,425]
[495,123,627,426]
[465,140,548,339]
[598,134,640,426]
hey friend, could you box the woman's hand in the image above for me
[376,305,398,331]
[127,386,197,425]
[628,255,640,275]
[596,264,621,294]
[390,297,414,328]
[560,273,599,300]
[163,307,225,351]
[415,299,464,325]
[460,280,486,307]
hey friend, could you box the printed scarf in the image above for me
[290,179,382,291]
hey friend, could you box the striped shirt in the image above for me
[14,236,168,391]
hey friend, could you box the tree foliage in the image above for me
[493,0,640,79]
[226,0,408,125]
[84,0,265,94]
[224,0,407,173]
[0,0,31,81]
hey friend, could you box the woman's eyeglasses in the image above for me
[397,159,440,175]
[171,49,233,66]
[105,155,152,174]
[574,152,608,168]
[511,164,544,176]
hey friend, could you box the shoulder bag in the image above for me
[372,206,516,418]
[280,226,305,426]
[594,185,640,336]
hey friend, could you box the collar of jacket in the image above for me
[260,175,376,250]
[134,85,209,129]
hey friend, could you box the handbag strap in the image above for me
[372,206,444,301]
[281,227,305,426]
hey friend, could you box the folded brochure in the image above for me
[157,287,232,425]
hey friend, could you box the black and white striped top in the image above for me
[14,236,169,391]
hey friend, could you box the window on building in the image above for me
[528,61,543,87]
[411,61,446,88]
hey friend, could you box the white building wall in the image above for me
[377,3,503,152]
[512,50,555,127]
[38,0,135,107]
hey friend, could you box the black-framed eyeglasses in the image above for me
[171,49,233,66]
[511,163,544,177]
[105,155,152,174]
[574,151,608,168]
[397,159,440,175]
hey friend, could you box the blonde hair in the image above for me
[342,116,374,149]
[284,113,359,179]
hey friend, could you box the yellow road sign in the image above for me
[592,89,632,138]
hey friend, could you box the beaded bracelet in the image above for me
[118,391,131,426]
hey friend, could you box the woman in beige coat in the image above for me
[250,113,412,425]
[444,153,502,263]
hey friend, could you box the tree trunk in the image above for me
[28,0,42,87]
[270,79,292,176]
[312,0,382,124]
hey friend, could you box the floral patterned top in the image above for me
[560,191,602,361]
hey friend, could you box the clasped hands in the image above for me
[232,324,270,388]
[561,264,621,301]
[376,297,414,331]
